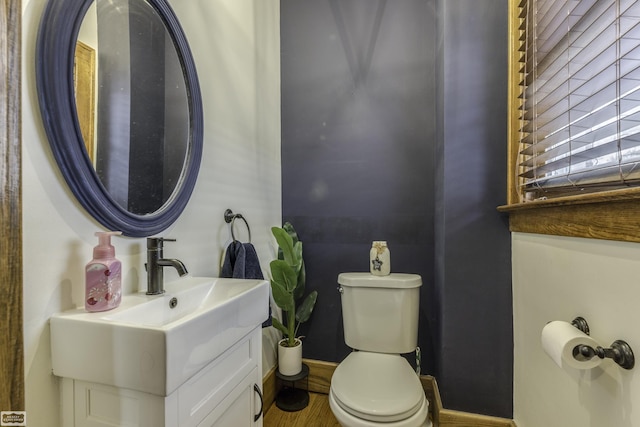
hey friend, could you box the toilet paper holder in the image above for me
[570,317,635,370]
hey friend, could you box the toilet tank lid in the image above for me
[338,273,422,288]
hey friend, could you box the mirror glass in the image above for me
[36,0,203,237]
[76,0,189,215]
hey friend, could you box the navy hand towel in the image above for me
[221,241,272,327]
[222,241,263,279]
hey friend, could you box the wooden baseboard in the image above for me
[418,375,515,427]
[438,409,517,427]
[263,358,516,427]
[303,358,335,394]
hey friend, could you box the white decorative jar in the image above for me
[370,241,391,276]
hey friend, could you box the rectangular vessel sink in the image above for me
[50,276,269,396]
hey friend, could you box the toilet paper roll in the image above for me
[541,320,603,370]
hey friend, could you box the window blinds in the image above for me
[518,0,640,200]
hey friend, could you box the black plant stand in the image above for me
[275,363,310,411]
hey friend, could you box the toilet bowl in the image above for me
[329,273,431,427]
[329,352,431,427]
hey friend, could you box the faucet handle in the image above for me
[147,237,177,249]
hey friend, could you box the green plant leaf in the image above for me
[293,241,303,272]
[270,261,296,313]
[295,290,318,324]
[271,317,289,337]
[271,279,294,313]
[283,222,299,244]
[293,259,306,300]
[272,227,295,266]
[270,259,297,293]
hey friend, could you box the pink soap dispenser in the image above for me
[85,231,122,312]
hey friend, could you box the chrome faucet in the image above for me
[146,237,188,295]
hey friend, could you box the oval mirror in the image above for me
[36,0,203,237]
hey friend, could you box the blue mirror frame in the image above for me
[36,0,203,237]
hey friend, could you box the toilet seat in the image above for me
[330,352,425,423]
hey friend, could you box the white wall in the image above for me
[22,1,281,426]
[513,232,640,427]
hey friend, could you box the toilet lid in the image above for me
[331,352,425,423]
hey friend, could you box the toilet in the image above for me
[329,273,431,427]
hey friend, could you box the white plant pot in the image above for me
[278,338,302,376]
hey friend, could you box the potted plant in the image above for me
[270,223,318,376]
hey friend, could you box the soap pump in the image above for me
[85,231,122,312]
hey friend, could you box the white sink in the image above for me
[50,276,269,396]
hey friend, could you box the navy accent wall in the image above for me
[281,0,512,417]
[435,0,512,417]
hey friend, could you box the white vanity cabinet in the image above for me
[60,327,264,427]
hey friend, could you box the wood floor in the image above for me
[263,390,516,427]
[264,392,340,427]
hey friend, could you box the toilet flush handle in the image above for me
[337,286,344,294]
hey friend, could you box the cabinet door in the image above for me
[71,380,166,427]
[197,367,263,427]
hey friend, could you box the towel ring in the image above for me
[224,209,252,243]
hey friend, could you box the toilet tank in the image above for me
[338,273,421,354]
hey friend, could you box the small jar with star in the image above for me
[370,241,390,276]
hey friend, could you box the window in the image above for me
[500,0,640,243]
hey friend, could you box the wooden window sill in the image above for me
[497,188,640,243]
